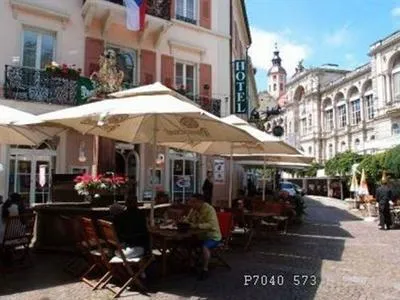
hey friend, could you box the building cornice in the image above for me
[369,30,400,56]
[287,67,349,87]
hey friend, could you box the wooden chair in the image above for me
[97,219,154,298]
[80,217,111,290]
[1,213,35,267]
[211,212,233,270]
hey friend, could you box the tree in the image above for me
[358,152,386,182]
[384,145,400,178]
[304,162,324,177]
[325,151,363,176]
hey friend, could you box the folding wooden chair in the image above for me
[1,213,35,268]
[79,217,112,290]
[97,219,154,298]
[211,211,233,270]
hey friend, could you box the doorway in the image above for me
[8,148,56,207]
[169,150,199,203]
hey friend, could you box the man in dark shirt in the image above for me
[375,178,393,230]
[202,171,214,204]
[113,197,150,251]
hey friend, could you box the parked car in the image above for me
[279,181,305,197]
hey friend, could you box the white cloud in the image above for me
[391,7,400,17]
[248,27,311,78]
[324,25,350,47]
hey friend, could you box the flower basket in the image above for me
[45,62,82,80]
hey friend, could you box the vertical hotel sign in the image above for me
[234,60,247,114]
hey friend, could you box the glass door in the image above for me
[170,157,198,203]
[8,152,53,207]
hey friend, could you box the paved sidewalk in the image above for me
[1,196,399,300]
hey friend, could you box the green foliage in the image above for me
[358,152,387,182]
[304,162,324,177]
[384,145,400,178]
[325,151,363,176]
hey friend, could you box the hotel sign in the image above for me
[234,60,247,114]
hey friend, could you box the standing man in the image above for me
[202,171,214,204]
[375,175,393,230]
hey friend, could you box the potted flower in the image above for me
[45,61,82,80]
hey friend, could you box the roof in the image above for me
[268,65,287,75]
[240,0,252,45]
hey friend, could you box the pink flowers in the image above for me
[74,173,128,197]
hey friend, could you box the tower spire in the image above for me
[272,43,282,66]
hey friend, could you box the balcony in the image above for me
[82,0,172,46]
[192,95,221,117]
[4,65,79,106]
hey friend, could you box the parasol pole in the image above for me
[262,155,266,201]
[228,143,233,208]
[150,116,157,227]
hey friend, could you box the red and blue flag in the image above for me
[124,0,146,31]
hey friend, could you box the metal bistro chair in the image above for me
[97,219,154,298]
[211,211,233,270]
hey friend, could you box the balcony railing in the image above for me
[193,95,222,117]
[4,65,79,106]
[83,0,171,21]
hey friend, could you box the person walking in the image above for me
[202,171,214,204]
[375,174,393,230]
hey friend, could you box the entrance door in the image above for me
[8,151,55,207]
[170,156,198,203]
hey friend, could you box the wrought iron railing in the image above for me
[84,0,171,21]
[192,95,222,117]
[4,65,79,106]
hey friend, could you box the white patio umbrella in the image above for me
[0,105,61,146]
[161,115,302,206]
[35,83,257,225]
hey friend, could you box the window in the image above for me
[392,123,400,135]
[392,56,400,102]
[354,139,360,151]
[22,28,55,69]
[365,94,374,120]
[308,146,312,155]
[338,105,347,128]
[175,62,196,99]
[273,84,277,91]
[370,135,375,140]
[280,75,284,81]
[341,141,346,151]
[106,46,137,87]
[325,109,334,131]
[176,0,196,24]
[351,99,361,125]
[328,144,333,159]
[308,114,312,130]
[273,75,277,81]
[280,83,283,91]
[301,118,307,135]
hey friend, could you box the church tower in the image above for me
[267,43,287,99]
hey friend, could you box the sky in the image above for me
[247,0,400,92]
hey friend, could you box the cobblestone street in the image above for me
[1,196,400,300]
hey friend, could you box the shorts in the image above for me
[202,239,221,249]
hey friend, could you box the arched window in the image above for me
[273,83,277,91]
[363,80,374,120]
[323,98,333,131]
[391,56,400,101]
[393,123,400,135]
[328,144,333,159]
[308,114,312,130]
[341,141,346,151]
[354,138,360,151]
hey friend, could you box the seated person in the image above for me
[113,197,150,257]
[155,191,169,205]
[186,194,221,280]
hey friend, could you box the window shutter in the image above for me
[200,63,212,98]
[140,49,156,85]
[161,54,174,88]
[84,37,104,77]
[170,0,175,18]
[200,0,211,29]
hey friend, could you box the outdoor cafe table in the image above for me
[149,227,205,277]
[243,211,277,251]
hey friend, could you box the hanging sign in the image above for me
[39,165,47,188]
[234,60,247,114]
[213,159,225,184]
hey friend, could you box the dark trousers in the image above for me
[379,203,392,228]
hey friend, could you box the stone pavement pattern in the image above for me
[1,196,400,300]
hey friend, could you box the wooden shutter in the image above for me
[161,55,174,88]
[84,37,104,77]
[98,137,115,174]
[200,63,212,98]
[199,0,211,29]
[140,49,156,85]
[170,0,175,19]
